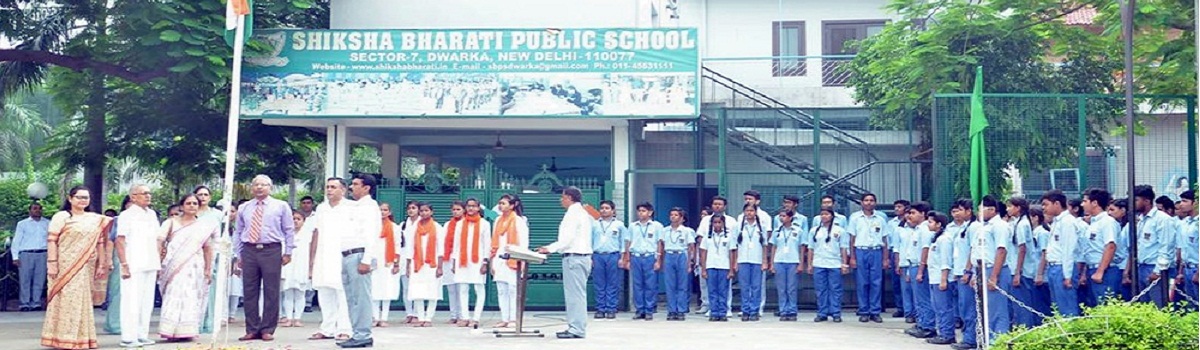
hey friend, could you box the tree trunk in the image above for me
[83,71,106,213]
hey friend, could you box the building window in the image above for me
[822,20,886,86]
[772,21,806,77]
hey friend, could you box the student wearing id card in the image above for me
[807,208,850,323]
[770,210,804,321]
[590,200,627,319]
[699,215,735,322]
[658,208,695,321]
[735,203,768,321]
[625,203,663,320]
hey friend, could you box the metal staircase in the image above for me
[698,66,878,202]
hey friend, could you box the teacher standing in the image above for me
[537,186,593,339]
[234,175,296,342]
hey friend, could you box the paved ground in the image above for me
[1,309,952,349]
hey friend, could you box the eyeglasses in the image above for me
[73,196,90,200]
[184,201,200,206]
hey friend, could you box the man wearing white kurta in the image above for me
[341,175,382,349]
[538,186,593,339]
[116,184,161,347]
[310,179,354,340]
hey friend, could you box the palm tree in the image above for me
[0,95,50,172]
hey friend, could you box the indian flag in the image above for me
[224,0,252,47]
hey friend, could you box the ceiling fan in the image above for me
[546,157,586,173]
[492,132,504,150]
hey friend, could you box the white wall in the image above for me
[330,0,894,108]
[1105,113,1196,200]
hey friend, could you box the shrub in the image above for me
[996,300,1200,350]
[0,178,59,232]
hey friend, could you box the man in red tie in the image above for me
[234,175,296,342]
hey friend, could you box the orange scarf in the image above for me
[443,217,461,262]
[459,214,482,267]
[412,218,438,272]
[490,212,520,270]
[380,217,398,263]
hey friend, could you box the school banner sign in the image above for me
[240,28,700,118]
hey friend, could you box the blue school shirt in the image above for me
[661,224,694,252]
[897,223,926,268]
[1136,208,1176,273]
[888,217,905,255]
[1008,217,1031,272]
[771,222,804,264]
[592,217,628,254]
[928,231,955,285]
[1046,213,1081,279]
[1024,225,1050,278]
[1179,216,1199,265]
[811,212,848,231]
[977,215,1013,268]
[949,220,983,277]
[736,219,767,264]
[702,229,735,269]
[809,225,849,269]
[775,213,809,241]
[1081,212,1120,267]
[848,210,890,248]
[628,220,665,255]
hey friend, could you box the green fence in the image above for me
[933,93,1198,209]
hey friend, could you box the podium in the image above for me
[494,246,547,338]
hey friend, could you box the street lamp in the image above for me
[25,182,48,202]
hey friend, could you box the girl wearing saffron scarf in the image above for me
[405,202,444,328]
[441,201,465,325]
[452,198,492,328]
[489,194,529,328]
[398,201,420,324]
[370,203,402,327]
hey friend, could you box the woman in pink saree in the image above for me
[156,194,216,341]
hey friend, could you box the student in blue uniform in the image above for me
[1131,185,1176,307]
[812,195,848,229]
[1068,198,1095,308]
[948,199,982,350]
[591,200,627,319]
[697,196,737,317]
[625,202,663,320]
[890,199,911,318]
[978,195,1013,340]
[1080,188,1122,304]
[903,202,935,339]
[894,204,918,325]
[848,192,890,323]
[658,207,695,321]
[1005,197,1035,328]
[1038,190,1081,317]
[925,211,957,345]
[807,208,850,323]
[740,191,773,316]
[1174,190,1198,309]
[1109,198,1135,301]
[735,203,768,321]
[775,195,809,239]
[1026,207,1052,324]
[699,215,735,322]
[770,209,804,321]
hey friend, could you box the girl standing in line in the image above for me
[699,215,735,322]
[1028,206,1053,319]
[280,211,313,327]
[808,208,850,323]
[369,203,401,327]
[452,198,492,328]
[770,210,804,321]
[398,201,420,324]
[948,199,982,349]
[735,204,768,321]
[925,211,956,345]
[489,194,529,328]
[406,202,444,328]
[441,201,465,325]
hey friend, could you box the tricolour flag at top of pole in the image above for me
[225,0,253,47]
[969,66,990,205]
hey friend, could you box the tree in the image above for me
[0,94,49,176]
[846,0,1121,199]
[1096,0,1195,97]
[350,145,382,174]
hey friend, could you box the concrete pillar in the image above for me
[325,125,350,179]
[612,123,631,221]
[381,143,401,179]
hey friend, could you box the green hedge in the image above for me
[0,179,59,233]
[996,300,1200,350]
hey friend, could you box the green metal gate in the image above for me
[377,154,607,310]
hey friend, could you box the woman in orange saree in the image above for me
[42,186,113,349]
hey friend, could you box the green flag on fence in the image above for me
[969,66,990,204]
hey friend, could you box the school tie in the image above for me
[248,200,265,243]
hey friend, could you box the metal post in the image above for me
[930,91,939,206]
[1121,0,1140,291]
[719,108,728,195]
[696,115,706,213]
[1187,98,1198,187]
[1077,97,1089,191]
[812,109,823,212]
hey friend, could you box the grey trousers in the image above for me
[18,251,46,308]
[563,255,593,336]
[342,252,373,341]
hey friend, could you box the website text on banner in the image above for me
[240,28,701,118]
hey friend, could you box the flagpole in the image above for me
[212,12,247,343]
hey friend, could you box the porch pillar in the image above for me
[325,124,350,179]
[612,123,632,221]
[381,143,401,179]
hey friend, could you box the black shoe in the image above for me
[645,314,653,321]
[904,326,922,336]
[892,311,905,318]
[773,311,781,316]
[677,314,685,321]
[304,306,314,313]
[595,312,605,319]
[18,307,29,312]
[606,312,616,319]
[740,314,749,322]
[951,342,978,350]
[955,320,964,329]
[870,315,883,323]
[632,313,645,320]
[914,329,935,339]
[555,331,584,339]
[858,315,869,323]
[717,316,728,322]
[905,316,916,324]
[709,316,718,322]
[926,337,956,345]
[832,316,843,323]
[813,316,828,322]
[338,338,373,348]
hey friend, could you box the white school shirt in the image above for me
[702,229,735,270]
[848,210,890,248]
[661,224,694,252]
[809,225,849,269]
[738,209,774,237]
[949,220,983,277]
[1045,213,1081,279]
[736,219,767,264]
[1007,217,1031,272]
[976,215,1013,268]
[928,232,955,285]
[628,220,665,255]
[771,222,804,264]
[1081,212,1119,267]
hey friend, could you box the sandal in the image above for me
[456,320,470,327]
[493,321,508,328]
[308,333,333,340]
[335,334,351,341]
[378,321,389,327]
[467,320,479,328]
[421,321,433,327]
[404,316,418,324]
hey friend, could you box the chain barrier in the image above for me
[1127,277,1161,305]
[1171,280,1199,306]
[987,280,1052,320]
